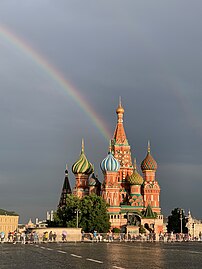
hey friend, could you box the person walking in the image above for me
[21,232,26,244]
[1,232,5,243]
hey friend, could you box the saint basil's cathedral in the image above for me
[59,101,163,233]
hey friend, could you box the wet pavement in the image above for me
[0,241,202,269]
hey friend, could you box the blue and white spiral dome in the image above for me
[100,152,120,173]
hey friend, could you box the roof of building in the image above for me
[100,146,120,173]
[72,139,93,175]
[0,209,19,216]
[141,141,157,171]
[113,99,128,145]
[128,159,143,185]
[144,205,156,218]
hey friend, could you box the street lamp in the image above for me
[179,208,183,234]
[75,209,80,228]
[192,223,195,240]
[126,212,129,241]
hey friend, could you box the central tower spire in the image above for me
[112,98,133,179]
[113,97,127,145]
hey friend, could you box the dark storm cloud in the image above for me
[0,0,202,222]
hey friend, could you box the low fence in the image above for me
[82,232,201,242]
[1,227,82,243]
[1,231,202,243]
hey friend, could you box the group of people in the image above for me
[0,230,58,244]
[7,231,39,244]
[42,231,57,242]
[82,230,114,242]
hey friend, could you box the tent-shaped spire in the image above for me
[113,97,128,145]
[58,165,72,208]
[144,205,156,218]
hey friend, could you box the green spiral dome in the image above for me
[72,140,93,175]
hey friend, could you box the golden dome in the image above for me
[128,159,143,185]
[116,97,124,114]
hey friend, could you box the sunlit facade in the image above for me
[59,101,163,233]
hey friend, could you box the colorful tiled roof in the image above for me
[72,139,93,175]
[128,159,143,185]
[113,98,128,145]
[141,141,157,171]
[100,145,120,173]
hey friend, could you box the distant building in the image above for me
[186,210,202,239]
[58,100,163,233]
[0,209,19,236]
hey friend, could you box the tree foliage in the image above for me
[167,208,188,233]
[48,194,110,233]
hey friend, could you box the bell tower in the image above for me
[111,98,133,202]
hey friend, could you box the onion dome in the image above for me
[100,142,120,173]
[116,96,124,114]
[141,141,157,171]
[72,139,94,175]
[128,159,143,185]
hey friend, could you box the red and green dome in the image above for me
[72,139,93,175]
[141,141,157,171]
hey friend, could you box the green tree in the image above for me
[79,194,110,233]
[48,195,80,227]
[48,194,110,233]
[167,208,188,233]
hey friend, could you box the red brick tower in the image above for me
[111,98,133,203]
[101,145,120,208]
[72,139,93,198]
[141,141,161,214]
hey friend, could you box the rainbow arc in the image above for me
[0,24,111,141]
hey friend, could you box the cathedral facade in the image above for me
[59,101,163,233]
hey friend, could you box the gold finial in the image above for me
[147,140,151,153]
[81,138,84,153]
[119,96,122,107]
[65,164,68,174]
[116,96,124,114]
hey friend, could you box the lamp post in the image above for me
[126,212,129,241]
[179,208,183,235]
[192,223,195,240]
[75,209,80,228]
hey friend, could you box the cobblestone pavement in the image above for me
[0,241,202,269]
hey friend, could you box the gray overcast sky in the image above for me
[0,0,202,223]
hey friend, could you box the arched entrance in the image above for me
[127,213,141,226]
